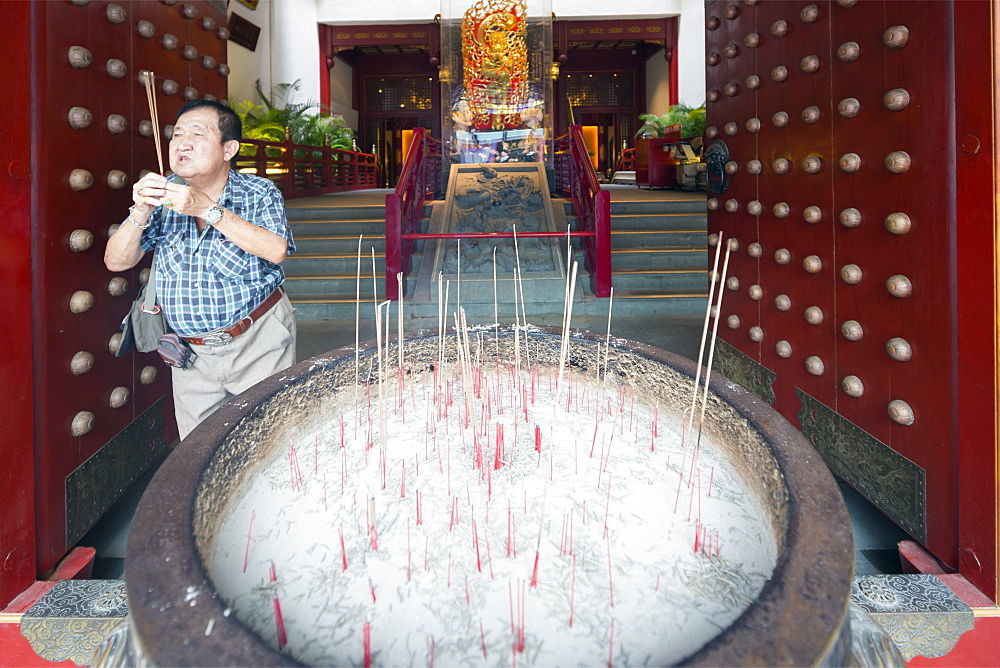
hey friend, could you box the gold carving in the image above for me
[461,0,529,130]
[374,32,388,38]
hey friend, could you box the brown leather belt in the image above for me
[183,288,284,347]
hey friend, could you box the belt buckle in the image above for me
[202,330,234,348]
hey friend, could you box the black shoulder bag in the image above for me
[116,252,171,356]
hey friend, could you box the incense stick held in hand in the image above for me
[142,71,165,175]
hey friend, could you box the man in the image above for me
[105,99,296,438]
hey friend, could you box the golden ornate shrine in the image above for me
[461,0,529,130]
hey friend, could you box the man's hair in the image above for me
[175,99,242,166]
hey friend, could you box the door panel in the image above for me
[705,0,996,599]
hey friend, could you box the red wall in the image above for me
[0,0,37,607]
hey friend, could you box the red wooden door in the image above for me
[705,0,998,600]
[22,0,228,584]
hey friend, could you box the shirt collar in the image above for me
[217,169,238,209]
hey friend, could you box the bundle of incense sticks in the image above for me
[142,70,165,175]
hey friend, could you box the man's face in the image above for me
[168,107,234,181]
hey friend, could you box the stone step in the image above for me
[608,199,705,215]
[284,271,420,297]
[284,252,387,275]
[610,267,708,291]
[285,204,388,221]
[610,246,707,268]
[559,199,705,216]
[292,234,386,254]
[285,203,433,221]
[288,218,388,236]
[604,212,707,230]
[290,290,709,320]
[610,229,706,248]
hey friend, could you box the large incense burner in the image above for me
[125,327,852,665]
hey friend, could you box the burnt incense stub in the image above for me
[126,327,853,667]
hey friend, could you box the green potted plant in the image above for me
[633,103,706,188]
[231,79,357,159]
[635,103,706,140]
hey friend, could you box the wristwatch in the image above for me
[204,204,225,226]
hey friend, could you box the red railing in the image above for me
[236,138,378,200]
[385,127,442,299]
[554,125,612,297]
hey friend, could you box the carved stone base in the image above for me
[852,574,974,661]
[20,580,128,666]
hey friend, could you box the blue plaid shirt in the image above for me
[139,170,295,337]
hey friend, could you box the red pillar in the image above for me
[318,25,331,112]
[0,0,37,607]
[666,16,679,106]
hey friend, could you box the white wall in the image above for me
[675,0,706,107]
[268,0,323,109]
[646,54,670,117]
[316,0,439,23]
[328,59,357,129]
[226,0,274,105]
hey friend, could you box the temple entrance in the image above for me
[363,116,433,187]
[577,112,633,179]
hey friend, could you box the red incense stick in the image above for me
[339,524,348,571]
[269,562,287,649]
[363,621,371,668]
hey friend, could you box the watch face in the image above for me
[206,205,223,224]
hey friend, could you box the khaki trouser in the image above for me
[170,293,297,439]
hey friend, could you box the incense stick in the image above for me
[602,287,614,383]
[687,232,724,424]
[355,235,363,398]
[677,232,724,478]
[143,71,165,175]
[512,225,530,366]
[397,272,404,370]
[437,271,444,366]
[492,247,499,358]
[691,242,733,469]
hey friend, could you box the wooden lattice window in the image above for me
[366,77,434,112]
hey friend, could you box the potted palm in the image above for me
[634,104,706,188]
[231,79,356,158]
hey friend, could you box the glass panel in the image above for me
[440,0,553,165]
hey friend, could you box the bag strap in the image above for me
[141,250,161,314]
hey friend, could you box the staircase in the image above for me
[579,195,708,314]
[281,194,421,320]
[282,190,707,321]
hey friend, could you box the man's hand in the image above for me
[134,175,215,220]
[131,173,171,218]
